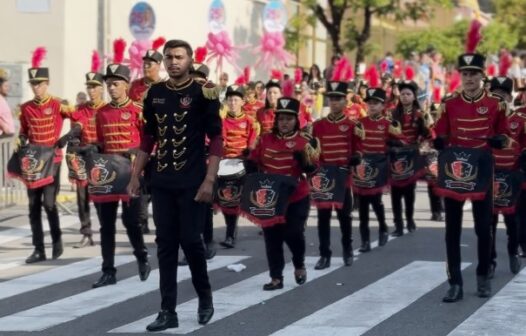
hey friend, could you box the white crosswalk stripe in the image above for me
[0,215,80,245]
[0,256,247,332]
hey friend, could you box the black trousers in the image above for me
[152,186,211,311]
[444,189,493,286]
[518,191,526,252]
[317,188,352,257]
[358,193,387,243]
[427,185,444,214]
[203,206,214,244]
[391,183,416,231]
[27,164,61,251]
[491,213,519,264]
[76,184,92,236]
[263,197,309,279]
[138,193,151,229]
[97,198,148,275]
[223,213,238,240]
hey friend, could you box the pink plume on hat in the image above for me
[91,50,101,73]
[294,67,303,85]
[195,46,208,64]
[152,37,166,51]
[331,57,350,81]
[393,60,403,79]
[282,79,294,98]
[113,38,126,64]
[270,69,283,81]
[404,66,415,81]
[234,74,246,86]
[448,70,461,93]
[498,52,512,77]
[364,65,380,88]
[31,47,47,68]
[465,19,482,54]
[243,66,251,83]
[380,60,389,74]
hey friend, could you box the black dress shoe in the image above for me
[73,235,95,249]
[488,262,496,279]
[263,278,283,291]
[407,221,416,232]
[378,231,388,246]
[314,256,330,270]
[92,273,116,288]
[391,229,404,237]
[205,244,216,260]
[141,225,151,235]
[146,310,179,332]
[197,299,214,325]
[52,239,63,260]
[178,256,188,266]
[343,248,354,267]
[442,285,463,303]
[358,241,371,253]
[138,260,151,281]
[25,249,46,264]
[509,254,521,275]
[220,237,235,249]
[477,276,491,298]
[294,268,307,285]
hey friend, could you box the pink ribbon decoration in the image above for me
[128,40,151,79]
[255,31,295,71]
[206,31,242,75]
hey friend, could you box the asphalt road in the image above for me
[0,184,524,336]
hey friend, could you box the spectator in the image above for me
[323,55,340,81]
[0,70,15,136]
[76,91,88,107]
[218,72,229,103]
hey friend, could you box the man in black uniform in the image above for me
[128,39,222,332]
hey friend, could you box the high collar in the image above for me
[33,95,51,105]
[368,114,383,121]
[227,110,245,119]
[276,130,298,139]
[461,89,485,103]
[89,99,105,109]
[109,97,130,108]
[327,112,346,123]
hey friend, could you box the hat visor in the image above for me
[142,56,161,63]
[226,92,244,98]
[85,80,103,86]
[397,84,417,92]
[364,97,385,103]
[28,78,48,83]
[103,74,129,83]
[457,65,484,72]
[324,92,346,97]
[275,109,298,114]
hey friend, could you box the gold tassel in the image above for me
[202,81,220,100]
[303,137,320,166]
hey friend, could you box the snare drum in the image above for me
[218,159,246,180]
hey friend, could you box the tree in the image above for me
[396,20,519,65]
[299,0,450,67]
[492,0,526,49]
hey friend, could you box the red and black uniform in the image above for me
[298,103,312,130]
[312,113,363,263]
[94,98,148,276]
[19,95,74,255]
[256,107,276,134]
[219,111,257,243]
[434,90,509,288]
[389,107,431,235]
[70,100,105,237]
[242,99,264,120]
[355,114,402,247]
[248,130,319,282]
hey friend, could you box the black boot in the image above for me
[25,249,46,264]
[263,278,283,291]
[378,231,388,246]
[294,268,307,285]
[314,256,331,270]
[138,260,151,281]
[220,236,235,249]
[146,310,179,332]
[205,242,216,260]
[52,239,63,260]
[407,220,416,232]
[92,273,116,288]
[178,256,188,266]
[442,285,463,303]
[488,262,496,279]
[509,254,521,274]
[477,276,492,298]
[343,246,354,266]
[198,295,214,325]
[358,241,371,253]
[391,228,404,237]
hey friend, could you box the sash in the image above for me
[351,154,389,195]
[7,144,56,189]
[240,173,297,227]
[435,147,493,201]
[86,153,132,203]
[493,170,523,214]
[309,165,348,209]
[389,146,425,187]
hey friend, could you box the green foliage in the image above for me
[492,0,526,49]
[396,20,519,65]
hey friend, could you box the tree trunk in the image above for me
[354,6,373,69]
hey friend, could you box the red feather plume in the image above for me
[152,37,166,51]
[499,52,512,77]
[91,50,101,73]
[282,79,294,98]
[331,57,350,81]
[404,66,415,81]
[270,69,283,81]
[31,47,47,68]
[113,38,126,64]
[393,60,403,79]
[243,66,250,83]
[465,19,482,53]
[234,74,246,86]
[448,70,461,93]
[195,46,208,64]
[432,87,441,104]
[344,63,354,81]
[294,67,303,85]
[487,63,497,77]
[380,60,389,74]
[364,65,380,88]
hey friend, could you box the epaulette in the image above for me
[388,118,402,135]
[352,120,365,140]
[422,111,433,127]
[132,101,144,109]
[302,134,320,165]
[202,80,220,100]
[300,130,314,140]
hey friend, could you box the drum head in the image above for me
[218,159,246,179]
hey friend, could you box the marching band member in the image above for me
[91,40,150,288]
[311,80,364,270]
[246,97,319,290]
[256,71,283,134]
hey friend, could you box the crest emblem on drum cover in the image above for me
[285,141,296,148]
[447,152,476,181]
[253,179,277,208]
[510,121,519,130]
[121,112,131,120]
[367,89,376,96]
[330,82,339,91]
[463,55,474,65]
[66,152,87,180]
[355,160,378,181]
[180,96,192,108]
[393,157,408,174]
[21,150,45,177]
[339,124,349,132]
[109,64,119,73]
[89,158,116,186]
[476,106,488,115]
[310,168,335,192]
[44,108,53,115]
[280,99,290,109]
